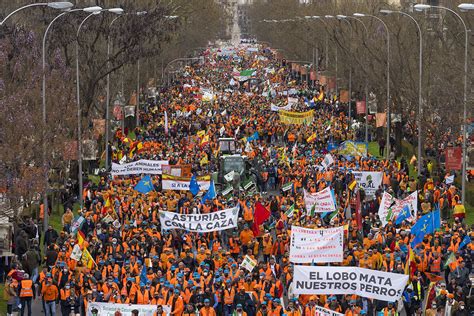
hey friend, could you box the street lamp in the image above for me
[354,13,391,160]
[106,11,148,171]
[76,8,124,210]
[414,3,472,204]
[41,6,102,231]
[0,2,74,25]
[336,15,353,127]
[337,15,369,144]
[380,9,423,178]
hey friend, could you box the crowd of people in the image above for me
[3,42,473,316]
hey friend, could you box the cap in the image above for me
[204,299,210,303]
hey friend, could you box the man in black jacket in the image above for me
[43,226,58,247]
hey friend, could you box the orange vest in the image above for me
[20,280,34,298]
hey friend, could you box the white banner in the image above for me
[290,226,343,263]
[352,171,383,197]
[379,191,418,226]
[304,187,336,214]
[287,96,299,107]
[293,266,409,301]
[159,207,239,232]
[87,302,170,316]
[161,175,210,191]
[111,159,168,176]
[314,305,344,316]
[271,103,292,112]
[378,191,395,226]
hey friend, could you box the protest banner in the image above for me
[87,302,170,316]
[378,191,396,226]
[159,207,239,232]
[314,305,344,316]
[287,96,299,107]
[356,101,366,115]
[111,159,169,176]
[161,174,210,191]
[271,103,292,112]
[241,255,258,272]
[290,226,343,263]
[279,110,314,125]
[376,113,386,127]
[378,191,418,226]
[293,266,409,301]
[445,147,462,171]
[304,187,336,214]
[351,171,383,198]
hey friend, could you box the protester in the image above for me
[3,41,472,316]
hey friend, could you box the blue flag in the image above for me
[459,235,471,250]
[134,175,154,194]
[201,180,216,204]
[410,207,440,247]
[247,131,259,142]
[189,175,200,196]
[139,264,147,286]
[395,205,411,225]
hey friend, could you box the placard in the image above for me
[293,266,409,301]
[159,207,239,232]
[111,160,169,176]
[290,226,343,263]
[351,171,383,198]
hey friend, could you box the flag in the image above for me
[134,175,154,194]
[77,230,85,247]
[285,204,295,218]
[317,88,324,101]
[140,264,148,286]
[410,208,441,247]
[348,180,357,191]
[328,210,338,222]
[105,197,111,208]
[404,246,415,275]
[444,252,456,269]
[164,111,169,135]
[252,202,271,236]
[445,174,454,185]
[395,205,411,225]
[200,135,210,147]
[306,133,317,143]
[424,272,444,283]
[201,180,216,204]
[189,175,201,196]
[459,235,471,250]
[247,131,259,142]
[81,247,96,269]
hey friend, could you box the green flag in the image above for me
[444,252,455,269]
[285,204,295,218]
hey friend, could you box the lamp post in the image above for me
[0,2,73,25]
[354,13,391,160]
[380,9,423,178]
[106,11,147,171]
[414,3,472,204]
[1,1,74,233]
[335,15,354,127]
[41,6,102,230]
[76,8,124,210]
[337,15,370,145]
